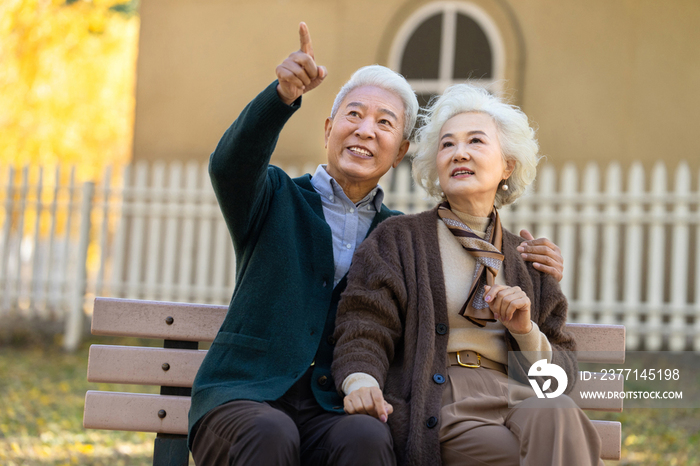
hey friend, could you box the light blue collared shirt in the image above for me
[310,165,384,287]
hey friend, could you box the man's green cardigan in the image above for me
[188,81,401,445]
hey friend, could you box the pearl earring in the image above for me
[501,181,509,191]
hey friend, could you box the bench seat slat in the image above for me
[87,345,207,387]
[83,391,620,460]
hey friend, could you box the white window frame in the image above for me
[389,1,506,96]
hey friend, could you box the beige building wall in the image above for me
[133,0,700,172]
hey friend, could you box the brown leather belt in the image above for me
[448,350,507,375]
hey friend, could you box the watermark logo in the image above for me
[528,359,568,399]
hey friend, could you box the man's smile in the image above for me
[347,146,374,158]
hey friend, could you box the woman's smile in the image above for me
[451,167,475,177]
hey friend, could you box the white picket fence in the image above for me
[1,160,699,351]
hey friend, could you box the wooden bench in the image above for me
[84,297,627,464]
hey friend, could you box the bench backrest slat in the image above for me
[93,299,626,359]
[566,323,626,363]
[86,344,623,411]
[92,298,226,341]
[569,373,623,411]
[84,391,190,434]
[87,345,207,387]
[83,391,621,460]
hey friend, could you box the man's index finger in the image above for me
[299,22,314,57]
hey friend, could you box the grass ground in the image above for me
[592,409,700,465]
[0,333,165,466]
[1,333,699,465]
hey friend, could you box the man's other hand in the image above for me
[518,229,564,282]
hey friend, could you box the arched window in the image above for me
[389,2,505,108]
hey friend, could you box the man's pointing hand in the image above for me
[276,22,327,105]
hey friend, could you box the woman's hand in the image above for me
[275,22,327,105]
[518,229,564,282]
[344,386,394,423]
[484,284,532,335]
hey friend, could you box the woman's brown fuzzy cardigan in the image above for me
[332,206,577,466]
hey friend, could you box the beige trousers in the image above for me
[439,365,603,466]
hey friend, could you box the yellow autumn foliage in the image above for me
[0,0,139,183]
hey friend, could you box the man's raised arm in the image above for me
[209,22,326,244]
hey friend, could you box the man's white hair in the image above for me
[330,65,418,140]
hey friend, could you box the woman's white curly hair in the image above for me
[412,84,540,208]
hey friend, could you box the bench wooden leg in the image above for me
[153,433,189,466]
[153,340,197,465]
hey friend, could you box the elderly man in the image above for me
[188,23,564,466]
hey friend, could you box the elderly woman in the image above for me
[331,84,603,466]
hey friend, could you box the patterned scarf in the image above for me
[437,201,504,327]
